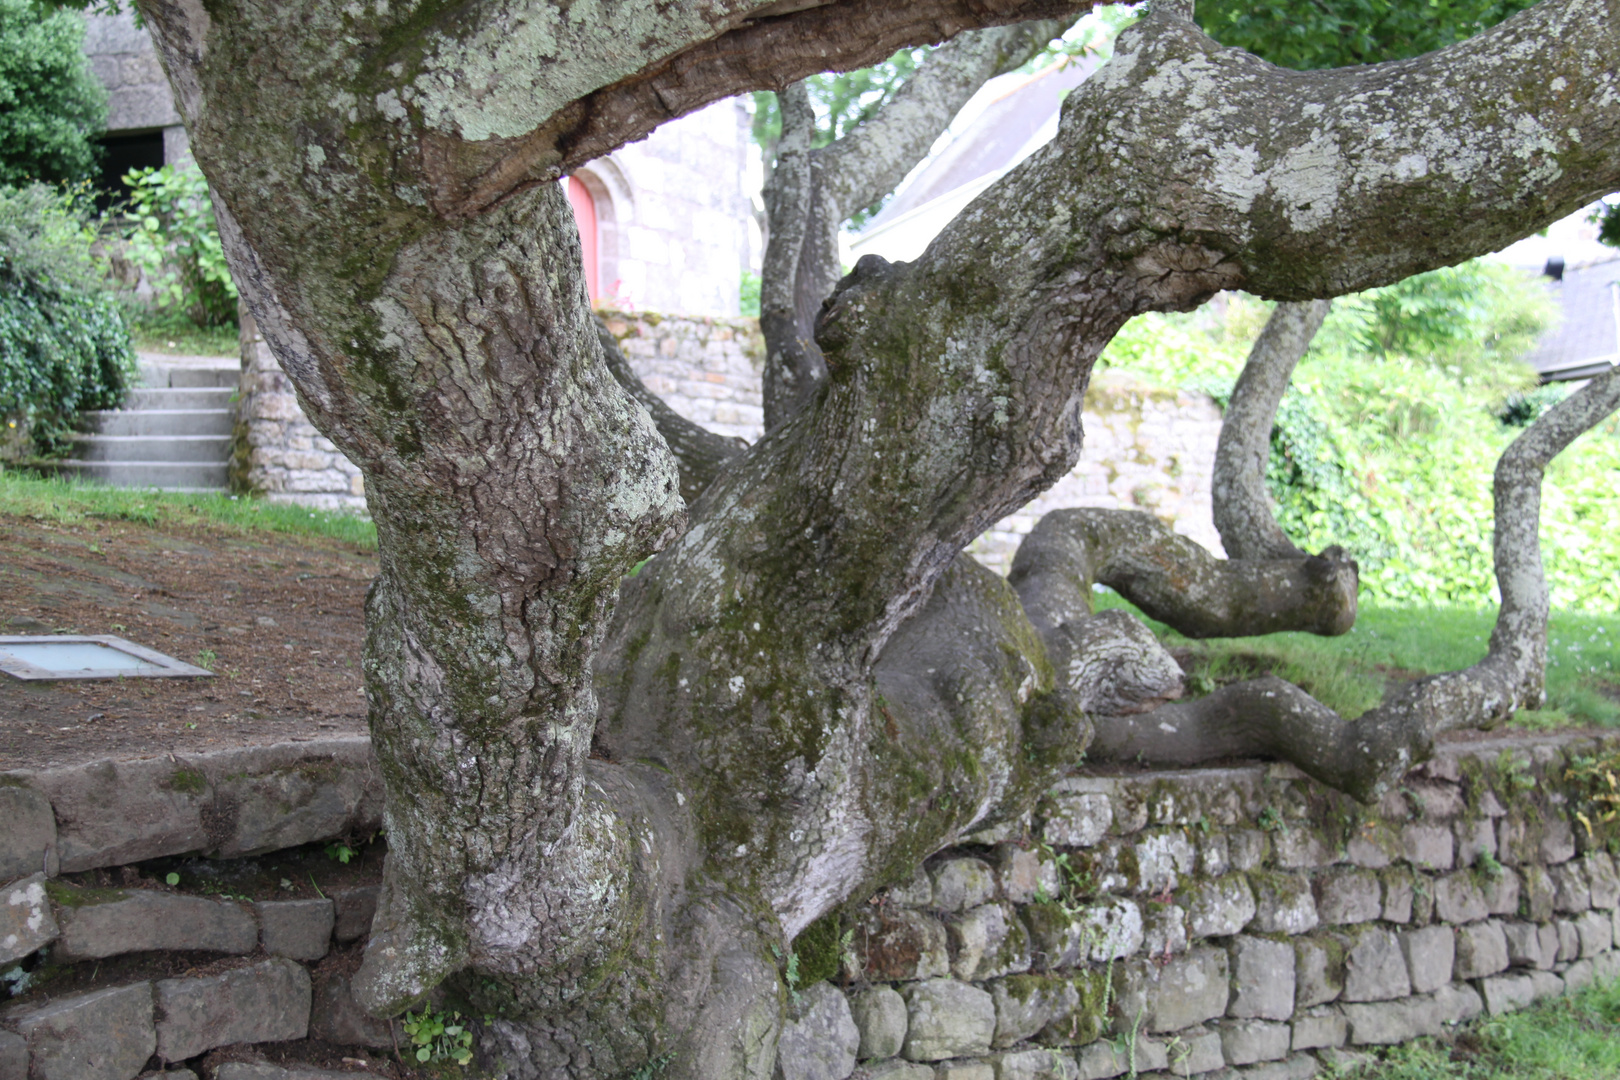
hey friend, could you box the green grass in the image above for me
[126,311,240,357]
[1329,977,1620,1078]
[1094,590,1620,728]
[0,468,375,549]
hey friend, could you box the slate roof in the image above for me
[1525,255,1620,382]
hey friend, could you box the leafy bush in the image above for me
[0,182,137,455]
[0,0,107,185]
[122,164,238,328]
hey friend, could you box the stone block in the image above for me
[1075,1037,1166,1080]
[995,845,1059,906]
[309,971,393,1048]
[1040,793,1111,849]
[1342,996,1441,1045]
[1226,831,1270,873]
[1271,829,1336,871]
[1499,813,1575,867]
[1379,868,1414,924]
[1345,823,1397,870]
[1454,921,1510,980]
[0,782,56,881]
[1402,824,1454,871]
[858,1063,933,1080]
[1248,873,1318,935]
[1529,970,1566,1001]
[55,889,257,960]
[1521,865,1556,922]
[255,898,333,961]
[1454,819,1497,868]
[777,982,859,1080]
[951,903,1031,981]
[1198,835,1231,878]
[1227,936,1295,1021]
[1433,982,1484,1025]
[1214,1019,1289,1066]
[1583,853,1619,909]
[1313,870,1380,925]
[1126,830,1195,895]
[1170,1026,1224,1074]
[1563,957,1597,993]
[989,976,1075,1050]
[1143,904,1187,959]
[1186,874,1256,939]
[1481,868,1520,917]
[1401,926,1455,994]
[1074,899,1141,963]
[988,1048,1077,1080]
[902,980,995,1061]
[1341,928,1410,1002]
[1551,862,1592,913]
[1293,936,1343,1008]
[1290,1006,1345,1050]
[153,957,311,1060]
[1113,946,1228,1033]
[888,867,934,908]
[5,983,155,1080]
[1432,872,1488,924]
[1574,910,1612,958]
[1,873,58,965]
[1235,1052,1321,1080]
[331,885,378,943]
[0,1029,22,1080]
[214,1068,359,1080]
[933,858,997,913]
[1479,973,1536,1016]
[852,908,950,981]
[1556,918,1580,962]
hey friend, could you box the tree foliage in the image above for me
[121,164,239,328]
[0,0,107,186]
[0,182,136,455]
[1196,0,1540,69]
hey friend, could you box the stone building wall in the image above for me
[603,309,766,442]
[81,11,191,162]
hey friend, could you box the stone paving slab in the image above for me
[0,737,381,878]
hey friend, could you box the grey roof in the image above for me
[863,58,1099,229]
[1527,255,1620,382]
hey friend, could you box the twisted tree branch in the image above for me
[1213,299,1331,560]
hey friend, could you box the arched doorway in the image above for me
[565,175,600,303]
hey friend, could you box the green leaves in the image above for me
[120,165,238,329]
[0,0,106,186]
[401,1007,476,1068]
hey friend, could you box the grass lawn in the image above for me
[1333,977,1620,1078]
[126,312,241,357]
[0,469,376,549]
[1093,591,1620,729]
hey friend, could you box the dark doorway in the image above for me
[93,131,165,213]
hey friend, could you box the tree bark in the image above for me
[133,0,1620,1070]
[1213,299,1331,560]
[761,19,1074,429]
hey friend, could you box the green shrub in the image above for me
[0,0,107,185]
[0,182,137,455]
[122,164,238,328]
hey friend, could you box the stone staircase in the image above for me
[56,355,237,491]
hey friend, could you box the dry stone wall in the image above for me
[6,732,1618,1080]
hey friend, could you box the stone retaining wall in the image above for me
[4,733,1618,1079]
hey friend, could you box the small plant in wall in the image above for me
[400,1006,476,1067]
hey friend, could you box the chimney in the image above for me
[1544,256,1565,281]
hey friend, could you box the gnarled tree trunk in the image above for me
[136,0,1620,1073]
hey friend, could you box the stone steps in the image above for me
[57,355,238,491]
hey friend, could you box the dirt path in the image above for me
[0,513,374,770]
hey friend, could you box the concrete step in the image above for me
[70,434,233,463]
[164,366,238,388]
[83,409,234,437]
[125,387,235,411]
[48,460,230,489]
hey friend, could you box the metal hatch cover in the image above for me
[0,636,214,680]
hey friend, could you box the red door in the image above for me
[566,176,599,304]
